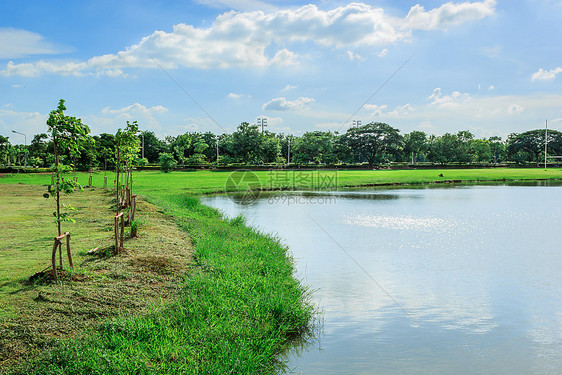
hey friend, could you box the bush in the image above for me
[158,153,177,173]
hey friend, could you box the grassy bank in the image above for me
[0,185,193,370]
[1,167,561,373]
[1,168,561,196]
[1,185,314,374]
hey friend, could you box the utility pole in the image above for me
[287,137,291,165]
[544,119,548,171]
[257,117,268,133]
[11,130,27,167]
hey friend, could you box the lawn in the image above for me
[0,184,193,369]
[1,167,561,373]
[1,168,561,197]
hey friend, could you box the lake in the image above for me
[201,183,562,374]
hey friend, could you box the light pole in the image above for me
[287,137,291,165]
[544,119,548,171]
[215,135,220,163]
[12,130,27,167]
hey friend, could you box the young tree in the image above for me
[45,99,90,266]
[115,121,139,213]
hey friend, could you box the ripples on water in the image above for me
[202,184,562,375]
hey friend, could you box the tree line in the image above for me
[1,118,561,170]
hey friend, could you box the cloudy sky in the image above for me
[1,0,561,142]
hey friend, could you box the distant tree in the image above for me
[342,122,403,167]
[159,152,177,173]
[403,131,427,164]
[456,130,474,163]
[469,139,492,162]
[95,133,116,170]
[488,136,506,163]
[230,122,262,163]
[28,133,49,167]
[185,138,209,165]
[507,129,562,165]
[0,135,12,166]
[292,131,337,164]
[226,122,280,164]
[140,131,166,163]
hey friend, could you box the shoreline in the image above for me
[2,168,562,373]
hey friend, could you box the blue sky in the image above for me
[1,0,561,143]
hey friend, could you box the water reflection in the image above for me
[201,184,562,374]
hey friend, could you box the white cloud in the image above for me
[263,96,315,111]
[488,85,495,91]
[282,84,298,91]
[1,1,496,76]
[507,104,525,115]
[378,48,389,57]
[195,0,278,12]
[101,103,168,116]
[88,103,168,135]
[404,0,496,30]
[0,108,48,139]
[366,92,562,137]
[227,92,246,99]
[0,28,63,59]
[347,50,366,61]
[365,103,414,118]
[532,67,562,81]
[427,88,471,108]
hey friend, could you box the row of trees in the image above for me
[2,121,561,170]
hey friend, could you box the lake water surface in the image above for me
[201,183,562,374]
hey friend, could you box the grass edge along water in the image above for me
[6,193,316,374]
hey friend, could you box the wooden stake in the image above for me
[52,239,59,281]
[66,232,73,268]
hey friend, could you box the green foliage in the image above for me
[292,131,337,164]
[115,121,140,172]
[135,157,149,167]
[159,152,177,172]
[9,193,315,374]
[45,99,91,233]
[507,129,562,165]
[342,122,403,167]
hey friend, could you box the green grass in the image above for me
[7,194,314,374]
[0,185,194,369]
[2,167,561,374]
[2,168,561,197]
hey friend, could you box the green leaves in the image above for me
[46,99,91,233]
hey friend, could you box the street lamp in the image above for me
[215,135,220,163]
[141,132,145,160]
[11,130,27,167]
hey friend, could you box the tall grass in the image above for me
[13,194,314,374]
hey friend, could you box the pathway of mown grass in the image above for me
[11,193,314,374]
[0,185,193,371]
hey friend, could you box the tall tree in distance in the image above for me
[403,131,427,164]
[342,122,403,167]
